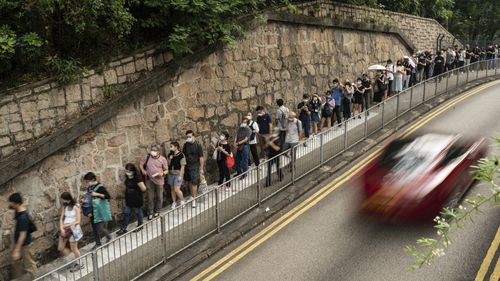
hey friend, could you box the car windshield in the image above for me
[378,134,456,175]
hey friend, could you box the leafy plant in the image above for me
[46,56,84,86]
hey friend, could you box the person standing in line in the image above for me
[393,60,404,94]
[58,192,84,272]
[182,130,205,208]
[283,112,302,154]
[373,72,386,103]
[234,117,252,180]
[342,80,354,120]
[117,163,146,235]
[403,58,413,89]
[255,106,272,159]
[82,172,112,250]
[433,51,445,80]
[140,144,168,219]
[361,73,372,114]
[425,51,434,79]
[309,94,321,134]
[275,99,289,148]
[211,131,232,190]
[353,78,365,118]
[319,92,333,130]
[297,94,312,141]
[330,79,343,127]
[246,112,260,167]
[385,59,395,96]
[416,53,426,82]
[265,129,283,187]
[167,142,186,209]
[9,193,38,280]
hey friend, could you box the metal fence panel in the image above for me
[261,151,293,201]
[346,114,365,148]
[322,124,345,161]
[410,83,424,108]
[219,169,259,226]
[366,103,382,136]
[382,96,397,126]
[398,89,411,115]
[294,135,322,180]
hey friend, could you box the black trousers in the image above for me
[92,221,111,246]
[266,156,283,187]
[217,160,231,186]
[331,105,342,125]
[248,143,260,166]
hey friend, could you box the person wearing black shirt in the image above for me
[256,106,272,158]
[83,172,112,249]
[425,51,434,80]
[182,130,205,208]
[9,193,38,279]
[361,73,372,113]
[416,53,426,82]
[265,129,283,187]
[211,132,232,190]
[353,78,365,119]
[297,94,312,139]
[433,51,445,79]
[117,163,146,235]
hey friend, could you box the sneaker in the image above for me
[148,214,153,220]
[180,200,186,207]
[116,229,127,236]
[133,226,143,233]
[358,115,362,119]
[105,235,112,244]
[191,201,197,208]
[154,212,159,218]
[171,202,177,210]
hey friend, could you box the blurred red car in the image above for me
[361,133,487,222]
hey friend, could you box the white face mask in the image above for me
[247,116,252,121]
[170,147,175,152]
[150,151,159,157]
[125,171,134,176]
[187,136,194,143]
[219,135,225,141]
[241,123,247,128]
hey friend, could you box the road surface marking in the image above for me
[489,253,500,281]
[475,227,500,281]
[192,80,500,281]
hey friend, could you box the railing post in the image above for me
[92,251,99,281]
[344,120,348,148]
[409,84,414,109]
[422,80,426,103]
[381,101,385,129]
[215,187,221,233]
[495,59,498,76]
[434,75,438,97]
[320,132,324,164]
[456,69,459,89]
[160,215,167,263]
[476,62,479,79]
[256,165,261,206]
[364,109,368,138]
[466,66,469,83]
[486,61,489,77]
[445,72,449,94]
[395,94,400,130]
[291,146,296,185]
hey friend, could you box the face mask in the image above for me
[170,147,175,152]
[126,171,134,176]
[187,136,194,143]
[303,99,308,103]
[333,83,338,87]
[241,123,247,127]
[247,116,252,121]
[62,200,70,206]
[87,181,96,188]
[150,151,159,157]
[219,135,225,141]
[357,82,362,86]
[288,118,294,121]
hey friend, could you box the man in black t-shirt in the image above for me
[256,106,272,158]
[182,130,204,208]
[297,94,311,139]
[9,193,37,279]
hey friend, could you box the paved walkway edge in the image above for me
[141,77,499,281]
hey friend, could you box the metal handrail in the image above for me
[35,58,500,280]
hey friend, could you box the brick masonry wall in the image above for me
[0,48,173,160]
[287,0,460,52]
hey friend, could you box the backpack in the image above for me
[249,121,256,142]
[82,183,103,216]
[322,102,333,117]
[278,107,289,128]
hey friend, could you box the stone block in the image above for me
[221,113,239,127]
[123,62,136,75]
[39,108,56,119]
[174,83,192,97]
[65,84,82,102]
[15,131,33,142]
[200,65,213,79]
[154,118,171,143]
[159,85,173,102]
[49,88,66,107]
[9,122,23,133]
[0,136,10,146]
[143,105,159,122]
[105,148,121,166]
[135,58,147,71]
[1,144,14,157]
[81,83,92,101]
[234,75,249,88]
[189,107,205,120]
[116,66,124,76]
[107,133,127,147]
[153,53,164,67]
[33,84,51,93]
[115,114,142,128]
[90,74,105,87]
[104,69,118,85]
[147,57,154,71]
[91,87,104,102]
[241,87,256,99]
[118,76,127,84]
[19,101,39,121]
[196,120,210,133]
[121,56,133,64]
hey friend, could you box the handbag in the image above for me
[226,154,235,169]
[71,224,83,241]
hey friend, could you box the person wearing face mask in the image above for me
[309,94,321,134]
[167,142,186,208]
[58,192,84,272]
[211,131,232,190]
[182,130,205,208]
[393,60,404,94]
[234,117,252,179]
[342,80,354,120]
[283,111,302,154]
[82,172,112,250]
[330,78,343,127]
[246,112,260,167]
[8,192,38,279]
[140,144,168,219]
[255,106,272,158]
[117,163,146,235]
[353,78,365,118]
[296,94,311,141]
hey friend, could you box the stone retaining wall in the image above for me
[288,0,460,52]
[0,13,412,277]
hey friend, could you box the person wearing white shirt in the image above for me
[247,112,260,167]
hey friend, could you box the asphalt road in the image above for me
[180,83,500,281]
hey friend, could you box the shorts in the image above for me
[167,174,183,188]
[311,112,320,123]
[183,166,200,185]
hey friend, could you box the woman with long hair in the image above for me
[168,142,187,208]
[58,192,83,272]
[117,163,146,235]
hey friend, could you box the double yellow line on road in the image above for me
[192,80,500,281]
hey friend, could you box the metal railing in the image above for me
[35,58,500,280]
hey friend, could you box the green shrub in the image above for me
[46,56,84,86]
